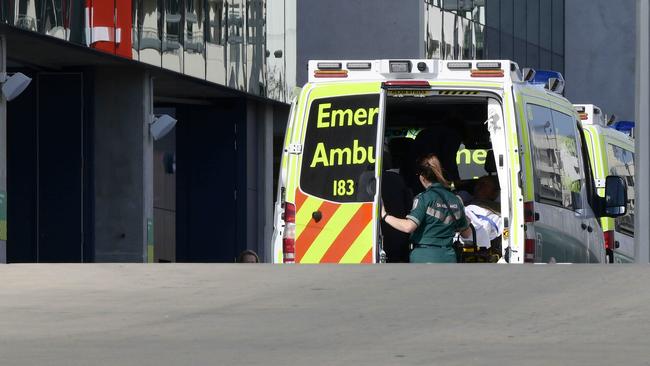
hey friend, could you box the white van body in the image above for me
[271,60,612,264]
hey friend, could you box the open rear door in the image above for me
[293,84,381,263]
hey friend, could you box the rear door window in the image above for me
[300,94,379,202]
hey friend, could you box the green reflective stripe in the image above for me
[601,217,615,231]
[516,95,535,200]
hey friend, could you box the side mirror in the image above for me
[604,176,627,217]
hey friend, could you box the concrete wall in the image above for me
[94,68,153,262]
[564,0,636,120]
[0,36,5,263]
[635,0,650,263]
[296,0,423,87]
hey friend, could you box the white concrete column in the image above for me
[0,36,6,263]
[94,68,153,262]
[635,0,650,263]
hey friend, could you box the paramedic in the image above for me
[381,154,472,263]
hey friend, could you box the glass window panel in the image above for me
[425,4,443,59]
[485,0,500,30]
[539,0,552,50]
[473,0,485,24]
[68,1,85,44]
[474,22,485,59]
[206,0,227,84]
[16,0,38,31]
[551,110,583,210]
[1,2,13,24]
[265,0,284,100]
[526,42,539,69]
[162,0,183,72]
[485,26,500,58]
[552,0,564,55]
[227,0,246,90]
[527,104,562,204]
[138,0,162,66]
[540,48,552,70]
[245,0,265,95]
[132,0,140,59]
[514,0,526,40]
[514,37,526,68]
[442,10,456,59]
[500,0,513,36]
[184,0,206,79]
[607,144,635,233]
[552,53,564,74]
[500,31,512,60]
[526,0,539,46]
[460,17,472,59]
[37,0,67,39]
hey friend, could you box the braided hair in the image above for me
[417,154,450,188]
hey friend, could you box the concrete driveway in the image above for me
[1,264,649,366]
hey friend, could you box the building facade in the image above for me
[1,0,572,263]
[0,0,298,263]
[296,0,565,87]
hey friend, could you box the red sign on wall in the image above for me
[85,0,132,58]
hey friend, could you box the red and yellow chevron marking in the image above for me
[294,189,374,263]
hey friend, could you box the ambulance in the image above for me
[576,104,635,263]
[271,59,628,264]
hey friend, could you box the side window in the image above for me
[551,110,584,210]
[606,144,635,234]
[526,104,584,210]
[527,104,563,205]
[577,123,597,210]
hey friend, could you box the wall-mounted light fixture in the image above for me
[0,72,32,101]
[149,114,177,141]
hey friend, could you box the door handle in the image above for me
[581,223,587,230]
[312,210,323,223]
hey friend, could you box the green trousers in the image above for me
[410,245,457,263]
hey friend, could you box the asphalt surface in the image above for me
[1,264,650,366]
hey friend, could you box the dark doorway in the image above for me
[7,72,85,262]
[175,104,238,262]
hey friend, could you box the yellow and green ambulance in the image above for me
[271,59,628,264]
[577,104,635,263]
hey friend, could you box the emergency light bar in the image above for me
[528,69,565,94]
[611,121,635,137]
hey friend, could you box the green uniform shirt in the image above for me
[406,183,469,246]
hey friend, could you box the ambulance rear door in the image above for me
[292,82,381,263]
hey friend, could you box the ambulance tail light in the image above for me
[603,230,615,251]
[314,70,348,78]
[471,69,505,78]
[282,202,296,263]
[524,239,536,263]
[524,201,538,223]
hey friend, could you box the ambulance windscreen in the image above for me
[300,94,379,203]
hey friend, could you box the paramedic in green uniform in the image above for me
[382,154,472,263]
